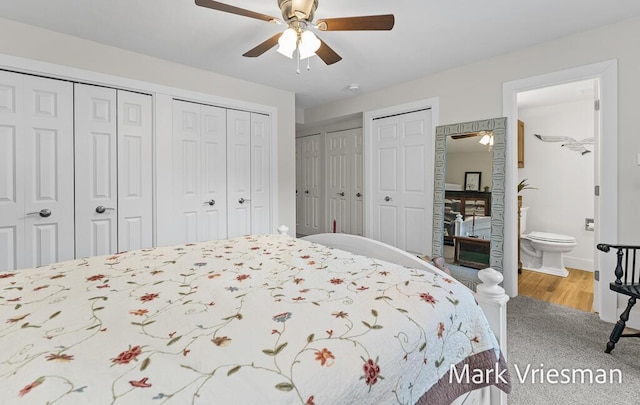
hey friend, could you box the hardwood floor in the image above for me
[518,267,594,312]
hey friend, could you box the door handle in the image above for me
[337,192,345,197]
[204,199,216,206]
[384,196,392,202]
[305,190,309,194]
[95,206,115,214]
[238,198,251,204]
[26,208,52,218]
[356,192,362,198]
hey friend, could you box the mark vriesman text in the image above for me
[449,363,508,385]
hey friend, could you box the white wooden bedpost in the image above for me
[475,267,509,405]
[277,225,290,235]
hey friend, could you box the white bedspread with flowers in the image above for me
[0,234,508,404]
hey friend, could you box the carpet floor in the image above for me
[507,296,640,404]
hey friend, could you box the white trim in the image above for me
[503,60,618,323]
[363,98,440,246]
[0,52,280,246]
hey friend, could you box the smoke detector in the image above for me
[348,83,360,92]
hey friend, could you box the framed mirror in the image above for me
[432,118,506,289]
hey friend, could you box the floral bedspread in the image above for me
[0,234,508,404]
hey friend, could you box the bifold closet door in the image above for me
[172,100,227,243]
[117,91,153,251]
[75,84,118,257]
[227,110,271,237]
[75,85,153,257]
[370,109,432,255]
[0,71,74,270]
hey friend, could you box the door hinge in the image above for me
[594,270,599,281]
[594,100,600,111]
[594,185,600,196]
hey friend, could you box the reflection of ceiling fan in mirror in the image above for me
[451,132,481,140]
[195,0,394,65]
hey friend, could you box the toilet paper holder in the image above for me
[585,218,594,231]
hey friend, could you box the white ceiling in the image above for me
[1,0,639,110]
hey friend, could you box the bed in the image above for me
[0,227,509,404]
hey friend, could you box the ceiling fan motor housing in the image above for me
[278,0,318,21]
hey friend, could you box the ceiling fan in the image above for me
[195,0,395,65]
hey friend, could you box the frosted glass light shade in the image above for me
[298,30,321,59]
[277,28,297,58]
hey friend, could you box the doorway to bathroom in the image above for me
[503,60,619,324]
[516,79,597,312]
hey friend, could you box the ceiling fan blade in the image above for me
[315,39,342,65]
[316,14,394,31]
[195,0,280,23]
[243,33,283,58]
[451,133,480,139]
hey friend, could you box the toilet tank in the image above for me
[520,206,529,235]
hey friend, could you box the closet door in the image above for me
[172,100,227,243]
[75,84,118,257]
[298,135,321,236]
[351,129,364,236]
[227,109,252,237]
[0,71,74,270]
[327,131,349,233]
[249,112,271,235]
[370,109,432,255]
[117,91,153,251]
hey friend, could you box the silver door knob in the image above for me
[204,199,216,206]
[337,192,345,197]
[95,206,115,214]
[356,192,362,197]
[305,190,309,194]
[384,196,392,202]
[238,198,251,204]
[26,208,52,218]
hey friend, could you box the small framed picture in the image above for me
[464,172,481,192]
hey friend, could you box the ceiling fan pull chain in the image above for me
[307,56,311,71]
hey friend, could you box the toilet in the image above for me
[519,206,576,277]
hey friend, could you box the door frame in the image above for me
[363,97,439,255]
[503,60,618,323]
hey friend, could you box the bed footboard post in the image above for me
[475,267,509,405]
[277,225,290,235]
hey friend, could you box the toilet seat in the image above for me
[527,231,576,244]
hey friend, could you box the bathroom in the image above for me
[517,79,596,279]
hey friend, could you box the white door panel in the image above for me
[352,131,364,235]
[117,91,153,251]
[201,105,227,241]
[295,139,302,231]
[370,109,432,255]
[0,71,74,270]
[25,77,75,267]
[298,134,321,235]
[75,84,118,258]
[173,100,227,243]
[250,113,271,234]
[0,71,24,270]
[227,109,252,237]
[173,100,201,243]
[327,132,348,233]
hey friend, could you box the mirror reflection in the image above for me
[443,132,493,270]
[432,118,506,291]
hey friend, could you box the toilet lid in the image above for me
[527,231,576,244]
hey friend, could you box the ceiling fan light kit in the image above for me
[195,0,394,67]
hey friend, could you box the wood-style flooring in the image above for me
[518,267,594,312]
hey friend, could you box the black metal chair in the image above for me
[597,243,640,353]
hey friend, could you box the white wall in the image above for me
[300,15,640,255]
[518,99,595,271]
[0,18,297,234]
